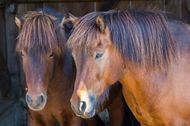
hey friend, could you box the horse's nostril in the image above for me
[26,94,33,103]
[79,101,86,113]
[36,95,44,105]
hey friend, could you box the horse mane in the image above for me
[16,11,65,56]
[68,10,176,70]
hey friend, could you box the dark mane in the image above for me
[16,11,65,56]
[68,10,176,70]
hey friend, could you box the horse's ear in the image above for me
[15,16,22,29]
[68,13,78,24]
[60,13,78,28]
[60,13,78,32]
[96,15,106,33]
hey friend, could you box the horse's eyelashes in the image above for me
[21,52,24,56]
[20,51,25,57]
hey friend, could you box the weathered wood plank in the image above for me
[5,0,119,4]
[0,8,6,60]
[5,4,22,98]
[0,100,26,126]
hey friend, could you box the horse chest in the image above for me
[122,89,155,125]
[121,77,169,125]
[122,77,190,126]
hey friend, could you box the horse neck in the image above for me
[118,20,190,124]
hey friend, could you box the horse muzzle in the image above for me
[26,92,47,111]
[70,94,96,119]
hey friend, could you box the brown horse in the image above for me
[65,14,139,126]
[15,11,94,126]
[68,10,190,126]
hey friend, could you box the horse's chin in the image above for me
[76,109,96,119]
[27,101,47,111]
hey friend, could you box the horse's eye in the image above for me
[49,52,54,58]
[21,52,24,57]
[95,52,103,59]
[20,51,24,57]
